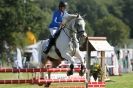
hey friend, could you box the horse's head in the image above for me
[62,14,86,37]
[75,14,86,37]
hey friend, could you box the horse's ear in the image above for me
[82,14,87,18]
[76,13,79,18]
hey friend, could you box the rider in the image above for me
[43,1,68,54]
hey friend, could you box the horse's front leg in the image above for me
[61,52,75,76]
[67,63,74,76]
[40,52,50,77]
[74,50,86,76]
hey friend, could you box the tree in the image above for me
[108,0,133,38]
[95,15,130,46]
[70,0,110,36]
[0,0,25,44]
[0,0,51,47]
[76,0,99,25]
[85,22,94,36]
[37,0,57,11]
[122,0,133,38]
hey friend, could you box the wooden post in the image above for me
[101,51,105,81]
[86,41,91,88]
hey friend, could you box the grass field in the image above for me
[106,72,133,88]
[0,72,133,88]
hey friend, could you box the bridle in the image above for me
[62,18,85,40]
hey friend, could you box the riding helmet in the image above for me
[59,1,68,8]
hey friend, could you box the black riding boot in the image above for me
[43,37,55,54]
[43,30,61,54]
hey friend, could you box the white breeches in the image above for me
[49,27,59,37]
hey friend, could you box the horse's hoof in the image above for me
[38,78,44,86]
[93,72,98,81]
[79,70,85,76]
[45,82,51,87]
[38,83,43,86]
[67,70,73,76]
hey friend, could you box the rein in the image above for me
[61,26,79,56]
[62,27,79,43]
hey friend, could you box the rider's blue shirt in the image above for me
[49,10,65,29]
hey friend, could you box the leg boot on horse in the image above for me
[79,64,85,76]
[67,64,74,76]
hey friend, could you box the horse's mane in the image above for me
[62,14,77,24]
[62,14,84,25]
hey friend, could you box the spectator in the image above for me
[25,27,37,45]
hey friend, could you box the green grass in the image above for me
[106,72,133,88]
[0,72,133,88]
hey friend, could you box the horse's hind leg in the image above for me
[38,56,48,86]
[45,59,61,87]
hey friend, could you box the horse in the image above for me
[24,14,87,87]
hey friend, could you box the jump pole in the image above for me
[85,38,91,88]
[0,68,81,73]
[0,79,105,88]
[85,37,108,88]
[0,78,85,84]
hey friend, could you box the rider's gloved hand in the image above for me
[59,22,65,29]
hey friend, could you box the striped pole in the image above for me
[0,78,85,84]
[46,64,81,67]
[38,78,85,83]
[0,79,35,84]
[57,87,84,88]
[0,79,105,88]
[0,68,81,73]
